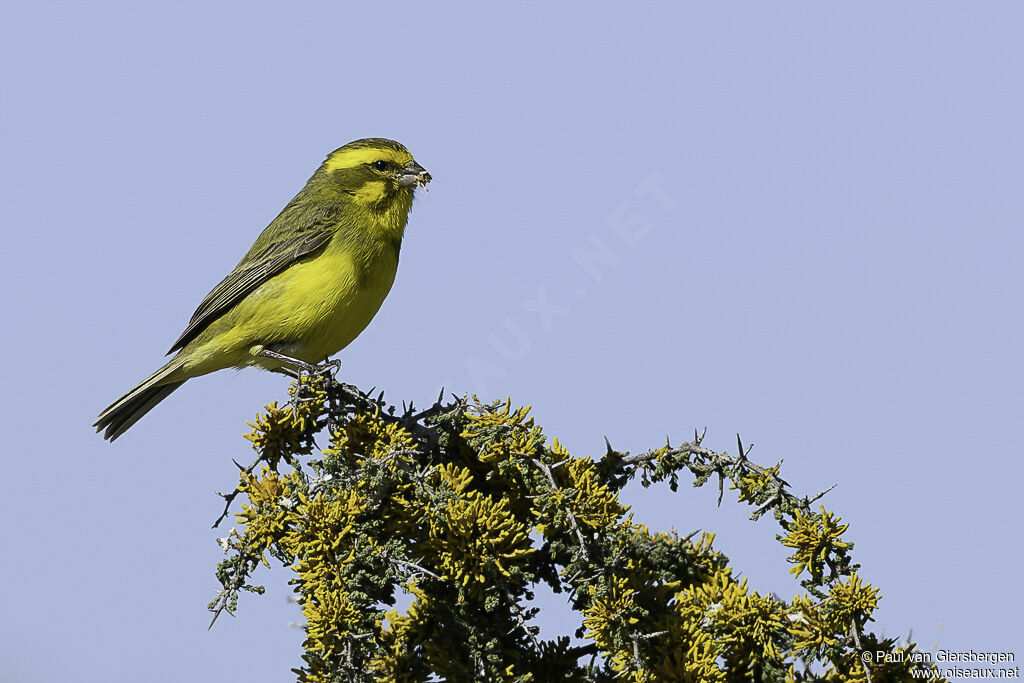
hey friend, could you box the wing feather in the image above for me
[167,228,334,353]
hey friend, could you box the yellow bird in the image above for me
[95,138,431,441]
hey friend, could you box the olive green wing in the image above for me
[167,229,334,353]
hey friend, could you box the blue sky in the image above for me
[2,3,1021,680]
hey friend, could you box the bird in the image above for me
[95,138,431,441]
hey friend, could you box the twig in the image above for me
[386,555,442,581]
[208,547,251,628]
[850,619,872,683]
[618,443,721,468]
[523,454,590,561]
[806,484,838,506]
[749,491,782,521]
[502,585,541,651]
[212,454,262,529]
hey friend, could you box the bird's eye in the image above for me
[372,160,389,171]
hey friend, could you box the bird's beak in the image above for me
[397,160,432,188]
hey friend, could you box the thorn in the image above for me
[437,386,445,404]
[717,472,724,507]
[807,483,838,505]
[604,436,614,455]
[736,433,751,460]
[232,459,245,471]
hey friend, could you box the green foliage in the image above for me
[208,374,944,682]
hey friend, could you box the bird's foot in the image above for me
[316,358,342,379]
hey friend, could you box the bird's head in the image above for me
[320,138,431,211]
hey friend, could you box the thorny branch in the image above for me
[208,366,887,680]
[614,432,837,523]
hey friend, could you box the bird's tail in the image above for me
[95,359,187,441]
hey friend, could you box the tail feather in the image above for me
[95,361,187,441]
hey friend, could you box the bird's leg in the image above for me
[257,347,320,374]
